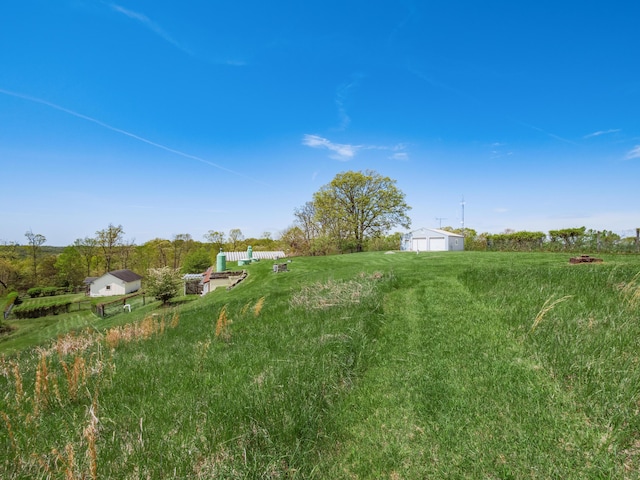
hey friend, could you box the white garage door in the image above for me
[412,238,427,251]
[429,237,446,251]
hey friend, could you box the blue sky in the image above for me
[1,1,639,246]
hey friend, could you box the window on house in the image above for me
[106,285,111,290]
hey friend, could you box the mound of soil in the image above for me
[569,255,603,264]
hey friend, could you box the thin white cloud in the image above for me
[335,74,363,130]
[625,145,640,160]
[302,134,409,161]
[302,134,360,161]
[519,122,578,146]
[389,152,409,161]
[0,88,265,184]
[109,3,194,56]
[584,129,620,139]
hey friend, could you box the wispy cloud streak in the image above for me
[109,3,194,56]
[335,74,363,130]
[302,134,408,161]
[584,129,620,139]
[0,88,261,182]
[303,134,359,161]
[625,145,640,160]
[517,122,578,146]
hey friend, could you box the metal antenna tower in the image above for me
[460,196,465,236]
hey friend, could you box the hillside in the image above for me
[1,252,639,478]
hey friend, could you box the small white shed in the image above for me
[402,228,465,252]
[88,269,143,297]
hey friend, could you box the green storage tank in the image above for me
[216,249,226,272]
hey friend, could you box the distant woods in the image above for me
[2,195,639,294]
[0,225,278,294]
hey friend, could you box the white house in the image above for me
[88,269,143,297]
[401,228,465,252]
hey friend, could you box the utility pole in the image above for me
[436,217,447,229]
[460,196,465,237]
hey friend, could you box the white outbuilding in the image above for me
[87,269,143,297]
[401,228,465,252]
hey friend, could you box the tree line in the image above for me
[0,170,413,293]
[2,170,638,294]
[0,225,279,294]
[443,226,640,253]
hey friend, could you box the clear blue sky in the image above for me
[2,1,639,246]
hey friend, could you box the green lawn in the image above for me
[1,251,639,478]
[0,292,163,355]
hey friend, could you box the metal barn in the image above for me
[401,228,465,252]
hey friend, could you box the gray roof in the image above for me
[183,273,204,281]
[109,269,143,282]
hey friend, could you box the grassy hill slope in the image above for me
[1,252,639,478]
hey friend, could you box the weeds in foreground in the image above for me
[618,272,640,310]
[104,311,178,349]
[290,272,382,310]
[254,296,265,317]
[215,305,231,341]
[529,295,573,333]
[0,309,181,478]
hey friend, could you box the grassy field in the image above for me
[1,251,639,478]
[0,292,166,355]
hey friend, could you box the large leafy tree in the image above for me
[73,237,98,277]
[293,202,320,254]
[204,230,225,252]
[313,170,411,252]
[55,246,85,287]
[96,223,124,272]
[171,234,193,269]
[181,248,211,274]
[227,229,244,251]
[24,230,46,284]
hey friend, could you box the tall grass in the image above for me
[462,261,640,458]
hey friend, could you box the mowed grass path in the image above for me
[1,252,638,478]
[322,258,621,478]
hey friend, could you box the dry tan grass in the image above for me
[11,361,24,407]
[105,312,176,349]
[530,295,573,333]
[170,310,180,328]
[290,275,379,311]
[254,296,265,317]
[54,331,101,358]
[83,397,99,480]
[1,411,16,454]
[60,356,87,403]
[618,273,640,310]
[215,305,231,341]
[34,351,51,415]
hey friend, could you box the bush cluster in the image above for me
[12,301,72,319]
[27,286,72,298]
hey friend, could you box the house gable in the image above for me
[89,269,142,297]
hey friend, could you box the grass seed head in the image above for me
[530,295,573,333]
[254,296,265,317]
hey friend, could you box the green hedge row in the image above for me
[27,286,73,298]
[12,302,72,319]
